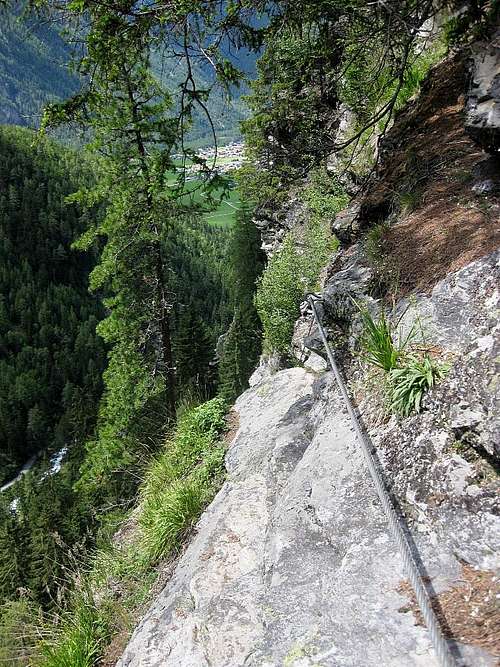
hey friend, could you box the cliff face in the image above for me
[118,33,500,667]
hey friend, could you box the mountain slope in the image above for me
[0,8,252,145]
[0,9,78,126]
[0,125,106,483]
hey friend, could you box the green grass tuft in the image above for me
[389,355,448,416]
[358,306,406,372]
[29,397,228,667]
[35,588,110,667]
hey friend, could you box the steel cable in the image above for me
[306,293,458,667]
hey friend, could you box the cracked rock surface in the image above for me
[120,368,443,667]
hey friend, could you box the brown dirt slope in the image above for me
[359,53,500,296]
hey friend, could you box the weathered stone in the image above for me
[385,251,500,463]
[320,244,375,328]
[471,178,498,195]
[330,203,361,243]
[303,328,325,357]
[303,351,328,374]
[465,29,500,152]
[119,358,498,666]
[394,250,500,351]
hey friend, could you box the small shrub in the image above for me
[255,222,338,355]
[389,355,448,416]
[140,466,215,562]
[398,189,423,214]
[364,223,388,264]
[255,235,304,355]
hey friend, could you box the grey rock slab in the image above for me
[303,352,328,374]
[118,369,438,667]
[394,249,500,351]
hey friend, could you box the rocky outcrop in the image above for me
[118,368,444,667]
[119,280,499,665]
[465,29,500,152]
[388,250,500,460]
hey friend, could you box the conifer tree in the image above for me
[218,208,264,402]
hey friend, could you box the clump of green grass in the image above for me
[30,397,228,667]
[357,305,413,372]
[35,588,110,667]
[389,355,448,416]
[398,189,423,214]
[356,304,448,417]
[139,396,227,563]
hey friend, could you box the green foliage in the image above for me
[0,598,41,666]
[241,25,340,203]
[358,307,404,372]
[357,305,448,416]
[236,161,289,209]
[302,169,350,225]
[139,397,227,563]
[218,306,261,402]
[339,34,447,175]
[218,208,264,402]
[256,221,338,355]
[255,236,304,356]
[398,190,423,214]
[35,588,110,667]
[442,2,499,46]
[0,125,105,482]
[389,355,448,417]
[16,398,228,667]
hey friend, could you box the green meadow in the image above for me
[167,166,241,227]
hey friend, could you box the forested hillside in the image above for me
[0,6,252,146]
[0,125,105,483]
[0,126,259,659]
[0,9,77,127]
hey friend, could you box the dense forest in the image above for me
[0,0,497,664]
[0,8,78,128]
[0,125,105,484]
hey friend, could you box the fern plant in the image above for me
[389,355,448,416]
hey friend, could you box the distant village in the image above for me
[200,141,244,171]
[181,142,245,179]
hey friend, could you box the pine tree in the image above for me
[218,208,264,402]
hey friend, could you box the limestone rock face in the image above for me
[118,368,440,667]
[391,250,500,462]
[118,252,499,667]
[465,29,500,152]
